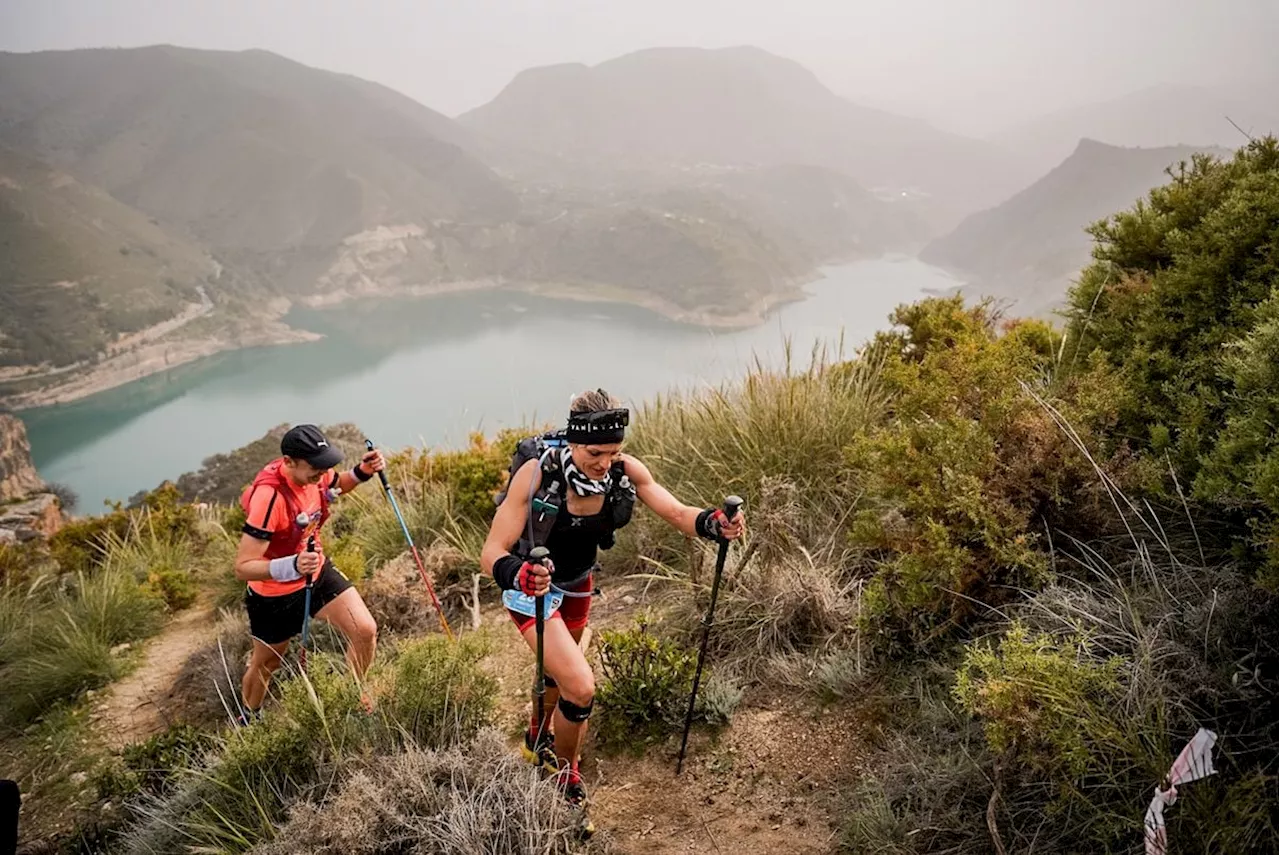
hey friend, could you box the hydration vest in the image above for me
[239,458,334,561]
[494,430,636,558]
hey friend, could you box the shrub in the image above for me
[1061,137,1279,573]
[96,723,218,802]
[596,613,696,748]
[846,296,1112,644]
[386,634,496,747]
[420,432,508,526]
[595,612,736,747]
[953,622,1123,780]
[47,480,80,513]
[0,568,165,726]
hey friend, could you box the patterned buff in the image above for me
[561,446,613,496]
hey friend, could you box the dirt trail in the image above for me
[82,568,865,853]
[91,596,220,750]
[476,576,865,855]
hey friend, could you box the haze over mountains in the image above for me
[921,139,1234,317]
[997,82,1277,175]
[0,40,1271,404]
[459,46,1034,220]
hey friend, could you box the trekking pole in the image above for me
[298,531,317,671]
[364,439,454,641]
[529,546,551,743]
[676,495,744,774]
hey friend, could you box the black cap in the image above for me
[280,424,344,470]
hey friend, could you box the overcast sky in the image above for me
[1,0,1275,136]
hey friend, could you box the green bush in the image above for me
[97,723,218,802]
[0,568,165,726]
[1061,136,1279,573]
[846,297,1111,643]
[386,634,496,747]
[50,483,201,575]
[953,622,1123,780]
[596,613,736,748]
[420,432,508,526]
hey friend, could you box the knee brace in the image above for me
[557,695,594,723]
[542,673,557,688]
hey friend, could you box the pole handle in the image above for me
[365,438,392,490]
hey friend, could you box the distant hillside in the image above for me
[0,46,517,260]
[459,46,1034,224]
[0,145,218,368]
[920,139,1230,316]
[128,422,369,506]
[997,83,1276,175]
[695,164,928,259]
[0,44,936,406]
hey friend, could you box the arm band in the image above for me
[493,553,524,591]
[352,465,373,483]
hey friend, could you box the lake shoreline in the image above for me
[6,274,820,411]
[26,255,960,511]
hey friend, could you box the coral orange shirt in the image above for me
[241,465,338,597]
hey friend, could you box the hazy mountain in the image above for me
[997,83,1276,175]
[0,45,938,403]
[459,46,1034,225]
[0,46,518,259]
[0,145,218,368]
[920,139,1231,317]
[695,164,928,259]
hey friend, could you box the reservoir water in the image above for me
[22,256,962,510]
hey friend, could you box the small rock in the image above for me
[84,689,96,699]
[70,772,88,786]
[110,642,131,655]
[621,595,636,605]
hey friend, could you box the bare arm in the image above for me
[481,459,551,594]
[335,448,387,494]
[623,455,745,540]
[234,534,274,581]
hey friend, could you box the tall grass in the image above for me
[628,342,885,530]
[0,510,197,728]
[0,568,165,726]
[123,634,502,854]
[253,731,604,855]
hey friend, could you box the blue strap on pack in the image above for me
[502,589,565,619]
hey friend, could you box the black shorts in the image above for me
[243,559,353,645]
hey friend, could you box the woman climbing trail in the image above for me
[233,424,386,723]
[481,388,746,825]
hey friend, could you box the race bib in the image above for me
[502,589,565,619]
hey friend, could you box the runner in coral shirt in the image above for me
[233,424,385,721]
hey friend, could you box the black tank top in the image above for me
[544,500,612,583]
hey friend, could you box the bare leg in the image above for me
[315,587,379,680]
[522,618,593,769]
[242,637,290,710]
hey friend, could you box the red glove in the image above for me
[517,559,552,596]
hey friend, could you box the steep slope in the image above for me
[459,46,1033,222]
[0,145,218,368]
[997,83,1277,176]
[0,412,44,501]
[0,46,517,263]
[920,139,1230,316]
